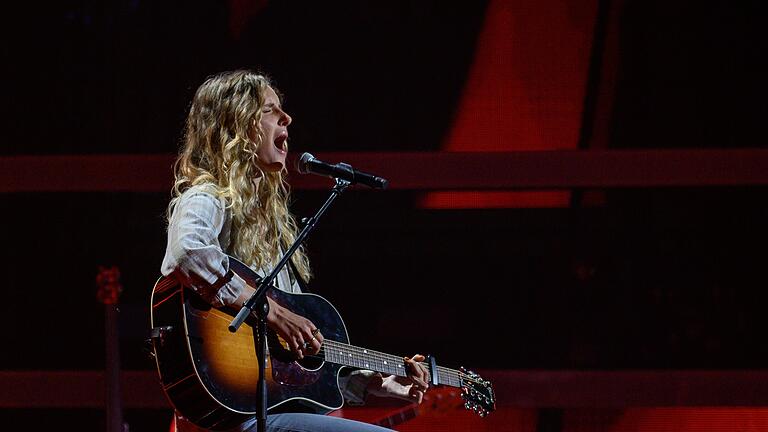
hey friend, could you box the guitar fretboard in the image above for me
[320,340,463,388]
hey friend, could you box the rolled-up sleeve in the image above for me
[338,369,380,405]
[161,190,246,307]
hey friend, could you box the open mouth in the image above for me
[274,132,288,153]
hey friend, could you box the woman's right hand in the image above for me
[265,297,323,359]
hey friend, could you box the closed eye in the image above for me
[264,101,285,111]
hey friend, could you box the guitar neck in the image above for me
[321,340,463,388]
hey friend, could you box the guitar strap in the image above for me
[288,257,311,293]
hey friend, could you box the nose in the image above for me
[279,110,292,127]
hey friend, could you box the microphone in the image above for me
[296,152,388,189]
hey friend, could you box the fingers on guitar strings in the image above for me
[404,356,429,391]
[305,327,323,353]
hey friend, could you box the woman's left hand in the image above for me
[367,354,430,403]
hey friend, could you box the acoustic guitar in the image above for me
[150,256,495,431]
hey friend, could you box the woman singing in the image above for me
[161,70,429,432]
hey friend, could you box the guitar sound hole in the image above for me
[266,331,323,371]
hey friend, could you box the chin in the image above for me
[258,160,285,173]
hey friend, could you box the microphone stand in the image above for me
[228,177,351,432]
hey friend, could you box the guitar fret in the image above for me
[323,341,409,377]
[440,367,462,387]
[322,340,468,388]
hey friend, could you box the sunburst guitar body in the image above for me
[150,256,495,431]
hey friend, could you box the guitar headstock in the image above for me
[458,367,496,417]
[96,266,123,305]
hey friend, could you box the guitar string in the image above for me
[317,341,405,375]
[314,342,473,385]
[278,338,475,385]
[318,341,470,382]
[318,341,433,376]
[302,339,482,386]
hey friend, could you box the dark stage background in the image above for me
[2,0,768,430]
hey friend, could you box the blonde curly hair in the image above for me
[169,70,311,281]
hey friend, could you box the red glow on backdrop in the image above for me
[421,0,597,209]
[335,407,768,432]
[421,190,573,209]
[564,408,768,432]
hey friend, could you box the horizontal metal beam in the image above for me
[3,370,768,408]
[0,370,169,408]
[0,154,175,193]
[486,369,768,408]
[2,150,768,192]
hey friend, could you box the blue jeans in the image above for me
[260,413,394,432]
[176,413,395,432]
